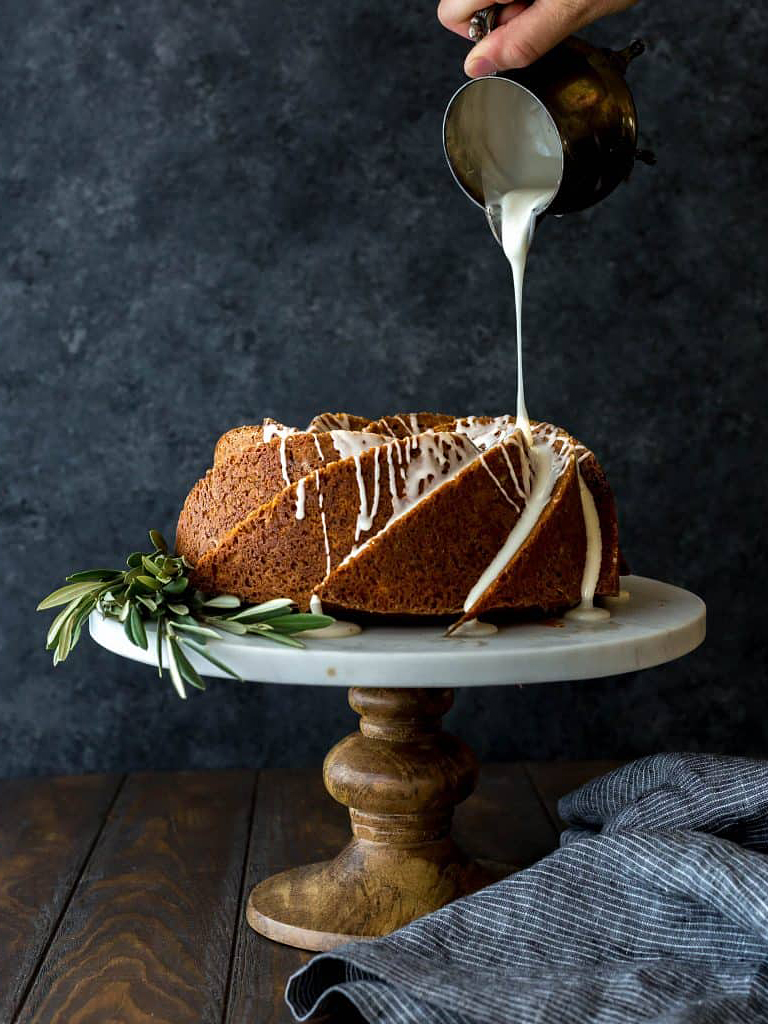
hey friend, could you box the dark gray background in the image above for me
[2,1,765,778]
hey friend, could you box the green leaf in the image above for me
[149,529,168,554]
[171,621,221,640]
[171,613,197,626]
[119,600,131,623]
[167,603,189,616]
[182,639,242,680]
[256,630,305,649]
[202,594,241,609]
[263,614,334,633]
[48,592,96,660]
[156,618,164,678]
[70,596,97,649]
[46,593,86,648]
[128,606,148,650]
[53,612,77,665]
[228,598,295,622]
[141,556,162,577]
[126,552,144,568]
[136,595,158,613]
[37,581,104,611]
[171,639,206,691]
[136,575,162,591]
[66,569,122,583]
[203,617,247,635]
[163,578,188,595]
[166,635,187,699]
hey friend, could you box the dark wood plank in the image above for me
[225,762,559,1024]
[0,773,122,1022]
[14,771,254,1024]
[225,771,348,1024]
[454,762,559,869]
[525,760,624,831]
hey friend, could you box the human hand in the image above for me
[438,0,638,77]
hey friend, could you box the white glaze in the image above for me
[454,414,515,452]
[278,434,290,487]
[351,448,382,540]
[561,469,609,623]
[564,605,611,623]
[575,469,602,610]
[312,433,325,462]
[464,440,566,613]
[309,412,352,432]
[308,619,363,639]
[307,592,363,638]
[295,477,306,520]
[479,454,519,510]
[499,443,528,501]
[315,470,331,578]
[498,188,558,445]
[340,434,481,567]
[352,453,368,541]
[330,430,387,460]
[366,448,382,533]
[451,618,499,637]
[263,422,295,488]
[263,422,297,442]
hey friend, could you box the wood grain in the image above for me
[226,771,348,1024]
[454,762,559,867]
[1,764,600,1024]
[0,774,122,1022]
[228,762,560,1022]
[14,771,254,1024]
[248,688,513,951]
[525,760,623,830]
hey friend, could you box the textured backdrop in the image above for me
[2,0,765,777]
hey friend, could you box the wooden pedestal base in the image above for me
[247,687,509,951]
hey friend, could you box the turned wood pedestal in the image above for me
[246,687,507,951]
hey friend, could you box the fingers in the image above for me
[438,0,527,40]
[463,0,611,75]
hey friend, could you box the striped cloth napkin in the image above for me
[286,754,768,1023]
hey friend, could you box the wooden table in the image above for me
[0,762,618,1023]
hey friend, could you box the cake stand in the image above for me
[90,575,705,952]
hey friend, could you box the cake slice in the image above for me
[189,431,484,610]
[317,432,534,615]
[177,426,387,564]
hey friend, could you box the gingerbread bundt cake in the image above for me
[175,413,620,625]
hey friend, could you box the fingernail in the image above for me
[466,56,497,78]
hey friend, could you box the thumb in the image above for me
[465,0,588,75]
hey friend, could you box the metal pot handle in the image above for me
[468,5,499,42]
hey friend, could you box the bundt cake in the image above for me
[176,412,620,625]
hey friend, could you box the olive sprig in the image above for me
[37,530,334,699]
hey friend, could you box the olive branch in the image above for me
[37,530,333,699]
